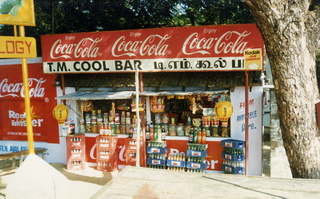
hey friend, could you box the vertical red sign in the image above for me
[0,62,59,143]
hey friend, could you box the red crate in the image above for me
[66,134,86,170]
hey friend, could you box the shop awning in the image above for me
[140,90,229,96]
[56,91,135,100]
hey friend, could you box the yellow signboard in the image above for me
[244,49,263,70]
[0,0,35,26]
[0,36,37,58]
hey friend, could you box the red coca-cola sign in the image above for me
[0,62,59,143]
[41,24,264,73]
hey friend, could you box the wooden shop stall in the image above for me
[41,23,265,175]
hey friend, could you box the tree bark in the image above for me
[245,0,320,178]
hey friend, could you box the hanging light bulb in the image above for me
[52,104,69,125]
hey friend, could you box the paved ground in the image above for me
[91,166,320,199]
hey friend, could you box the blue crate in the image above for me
[147,158,166,166]
[186,162,207,170]
[187,150,207,158]
[147,147,167,154]
[222,152,245,161]
[221,139,245,149]
[167,160,186,168]
[222,164,245,174]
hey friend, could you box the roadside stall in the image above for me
[40,23,264,175]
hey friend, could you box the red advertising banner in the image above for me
[41,24,264,74]
[0,62,59,143]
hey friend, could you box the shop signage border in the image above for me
[41,24,264,74]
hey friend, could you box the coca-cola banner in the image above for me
[0,62,59,143]
[41,24,264,74]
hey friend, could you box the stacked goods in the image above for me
[125,138,143,166]
[221,139,245,174]
[146,141,167,169]
[96,135,118,172]
[167,152,186,172]
[66,134,86,170]
[186,143,207,173]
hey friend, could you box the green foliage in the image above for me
[0,0,255,56]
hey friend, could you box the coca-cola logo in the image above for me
[111,34,171,57]
[50,37,102,59]
[182,31,251,55]
[0,78,46,98]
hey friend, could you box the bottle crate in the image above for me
[66,134,86,170]
[221,139,245,149]
[222,164,245,174]
[96,135,118,172]
[125,138,143,165]
[147,158,166,166]
[186,162,207,170]
[222,152,245,161]
[167,160,186,168]
[186,150,207,158]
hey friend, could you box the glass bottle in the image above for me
[91,110,97,133]
[176,123,184,136]
[169,118,177,136]
[97,110,103,133]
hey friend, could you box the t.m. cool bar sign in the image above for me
[41,24,264,74]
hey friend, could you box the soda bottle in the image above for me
[189,128,194,143]
[201,129,206,144]
[145,122,150,141]
[197,130,202,144]
[161,128,166,141]
[150,121,154,140]
[193,128,198,143]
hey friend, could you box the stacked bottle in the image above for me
[186,143,207,173]
[167,152,186,172]
[221,139,245,174]
[146,141,167,169]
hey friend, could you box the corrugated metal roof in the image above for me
[57,71,262,89]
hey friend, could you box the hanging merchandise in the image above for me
[150,96,165,113]
[132,96,145,112]
[80,100,93,112]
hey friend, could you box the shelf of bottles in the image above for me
[221,139,245,174]
[96,135,118,172]
[186,143,208,173]
[125,138,144,166]
[66,134,86,170]
[146,141,167,169]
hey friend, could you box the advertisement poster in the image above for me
[41,24,264,73]
[0,61,59,144]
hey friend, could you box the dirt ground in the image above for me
[0,160,118,199]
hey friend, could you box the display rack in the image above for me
[66,134,86,170]
[96,135,118,172]
[221,139,245,174]
[146,141,167,169]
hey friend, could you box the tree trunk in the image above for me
[245,0,320,178]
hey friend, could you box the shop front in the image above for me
[41,24,264,175]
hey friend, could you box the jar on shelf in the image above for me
[162,114,169,124]
[176,123,184,136]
